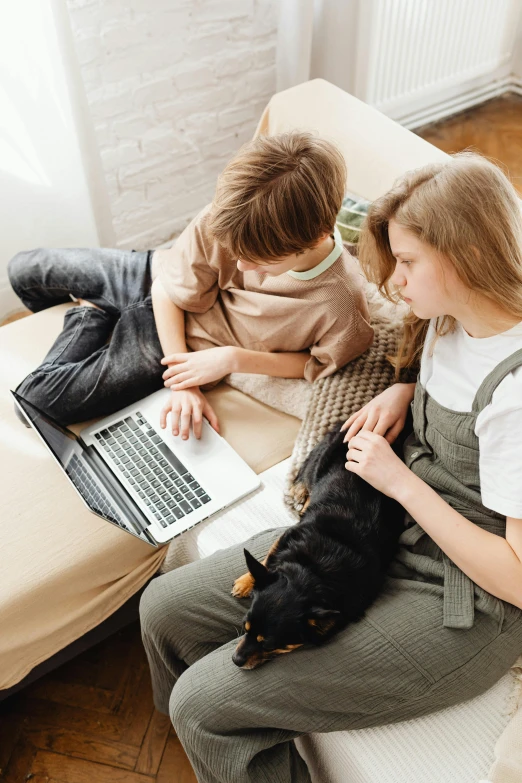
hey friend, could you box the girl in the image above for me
[139,151,522,783]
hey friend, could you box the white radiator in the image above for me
[355,0,522,127]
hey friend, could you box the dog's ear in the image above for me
[307,607,341,635]
[244,549,271,589]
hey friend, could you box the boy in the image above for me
[9,132,373,438]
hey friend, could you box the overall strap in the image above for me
[401,524,475,629]
[442,554,475,629]
[472,348,522,413]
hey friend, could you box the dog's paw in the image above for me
[232,572,255,599]
[288,481,311,515]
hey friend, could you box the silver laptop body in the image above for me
[12,387,260,547]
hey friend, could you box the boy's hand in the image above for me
[340,383,415,445]
[159,387,220,440]
[161,347,237,390]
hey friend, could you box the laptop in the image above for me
[12,388,260,547]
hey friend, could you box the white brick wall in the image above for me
[66,0,278,249]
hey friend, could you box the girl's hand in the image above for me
[340,383,415,444]
[345,430,412,498]
[159,387,220,440]
[161,347,236,390]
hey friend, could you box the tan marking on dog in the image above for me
[271,644,303,655]
[289,481,310,515]
[256,634,264,643]
[308,618,336,635]
[264,537,280,564]
[232,537,281,599]
[236,642,304,669]
[245,621,251,631]
[231,572,255,598]
[242,655,264,669]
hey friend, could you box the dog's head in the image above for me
[232,549,341,670]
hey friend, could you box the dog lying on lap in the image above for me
[231,425,406,670]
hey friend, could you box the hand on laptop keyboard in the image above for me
[96,413,212,529]
[159,387,220,440]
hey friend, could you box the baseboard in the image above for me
[395,75,520,131]
[510,77,522,96]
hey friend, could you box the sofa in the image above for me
[2,78,520,782]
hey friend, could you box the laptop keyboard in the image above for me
[94,411,211,528]
[67,454,126,528]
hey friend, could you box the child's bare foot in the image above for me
[76,298,103,311]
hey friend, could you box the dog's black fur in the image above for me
[231,425,406,669]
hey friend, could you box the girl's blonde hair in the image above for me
[207,132,346,261]
[358,151,522,377]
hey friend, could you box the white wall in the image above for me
[66,0,278,250]
[0,0,99,319]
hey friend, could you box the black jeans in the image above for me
[8,247,164,425]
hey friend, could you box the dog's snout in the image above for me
[232,650,246,667]
[232,638,249,668]
[233,638,265,669]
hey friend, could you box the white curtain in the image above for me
[276,0,359,95]
[0,0,108,318]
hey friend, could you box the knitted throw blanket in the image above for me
[284,319,401,509]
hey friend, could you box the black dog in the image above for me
[231,425,406,669]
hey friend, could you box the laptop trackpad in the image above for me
[163,421,223,464]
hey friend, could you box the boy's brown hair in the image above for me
[208,132,347,262]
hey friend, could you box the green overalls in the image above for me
[139,351,522,783]
[395,348,522,630]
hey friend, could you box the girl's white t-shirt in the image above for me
[419,318,522,519]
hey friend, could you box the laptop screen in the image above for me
[11,390,155,545]
[12,391,78,469]
[11,392,78,467]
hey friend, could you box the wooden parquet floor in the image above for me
[416,92,522,195]
[0,623,196,782]
[1,92,521,782]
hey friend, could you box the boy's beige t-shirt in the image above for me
[151,205,374,382]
